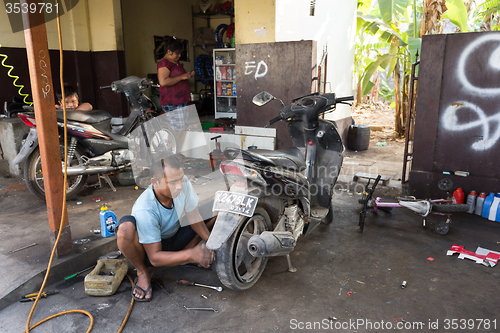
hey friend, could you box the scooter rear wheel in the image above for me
[214,207,271,290]
[24,145,88,201]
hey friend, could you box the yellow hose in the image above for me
[0,44,33,106]
[24,2,134,332]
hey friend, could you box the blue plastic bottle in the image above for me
[491,193,500,222]
[100,205,117,238]
[481,193,495,219]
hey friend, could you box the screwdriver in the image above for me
[64,266,94,280]
[176,279,223,292]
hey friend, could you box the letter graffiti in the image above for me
[244,60,268,79]
[442,35,500,150]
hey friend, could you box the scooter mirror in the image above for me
[252,91,275,106]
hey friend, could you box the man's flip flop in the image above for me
[132,277,152,302]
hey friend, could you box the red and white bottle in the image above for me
[466,190,477,213]
[475,192,487,216]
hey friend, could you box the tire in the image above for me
[148,127,178,155]
[24,145,88,201]
[435,221,450,235]
[431,203,469,213]
[214,207,272,290]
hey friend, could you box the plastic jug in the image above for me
[100,205,117,238]
[489,194,500,222]
[452,188,465,204]
[482,193,495,219]
[466,190,477,213]
[475,192,487,216]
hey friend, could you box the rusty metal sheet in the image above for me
[235,41,317,149]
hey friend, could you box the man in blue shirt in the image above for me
[116,154,215,301]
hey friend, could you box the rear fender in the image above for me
[206,211,245,251]
[11,128,38,165]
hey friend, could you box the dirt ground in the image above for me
[351,102,405,145]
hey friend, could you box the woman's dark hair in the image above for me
[166,37,184,54]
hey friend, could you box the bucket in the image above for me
[347,125,370,151]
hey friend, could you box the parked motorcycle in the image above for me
[207,91,353,290]
[12,76,177,200]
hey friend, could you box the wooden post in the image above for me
[21,0,72,257]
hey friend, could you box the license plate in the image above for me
[212,191,258,217]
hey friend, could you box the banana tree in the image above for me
[357,0,421,136]
[357,0,470,136]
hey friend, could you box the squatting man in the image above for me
[116,154,216,301]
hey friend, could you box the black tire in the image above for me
[214,207,272,290]
[148,127,178,155]
[24,145,88,201]
[435,221,450,235]
[431,203,469,213]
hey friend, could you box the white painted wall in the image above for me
[275,0,356,121]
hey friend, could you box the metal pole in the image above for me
[21,0,72,257]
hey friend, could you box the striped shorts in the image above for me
[161,103,190,131]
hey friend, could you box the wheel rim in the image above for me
[150,129,177,154]
[233,214,268,284]
[33,148,84,194]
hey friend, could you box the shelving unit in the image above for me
[213,48,236,119]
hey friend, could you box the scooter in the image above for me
[12,76,177,200]
[207,91,353,290]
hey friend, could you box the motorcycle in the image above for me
[12,76,178,200]
[207,91,353,290]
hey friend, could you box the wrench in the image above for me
[177,279,223,292]
[184,306,218,313]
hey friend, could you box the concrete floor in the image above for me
[1,143,500,332]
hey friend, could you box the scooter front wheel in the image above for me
[214,207,271,290]
[24,145,88,201]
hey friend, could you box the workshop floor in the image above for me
[1,139,500,332]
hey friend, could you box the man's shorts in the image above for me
[117,215,196,266]
[162,103,189,131]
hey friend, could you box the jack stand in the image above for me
[209,135,224,172]
[98,173,117,192]
[286,254,297,273]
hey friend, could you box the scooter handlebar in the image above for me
[336,96,354,103]
[265,115,282,127]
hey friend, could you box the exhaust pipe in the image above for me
[65,165,121,176]
[248,231,296,257]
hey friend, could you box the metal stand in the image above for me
[286,254,297,273]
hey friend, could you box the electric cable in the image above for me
[24,2,135,332]
[0,44,33,105]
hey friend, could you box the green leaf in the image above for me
[378,0,411,23]
[446,0,470,32]
[361,54,395,95]
[407,37,421,62]
[358,14,406,43]
[387,43,399,77]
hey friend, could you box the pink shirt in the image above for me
[157,58,191,106]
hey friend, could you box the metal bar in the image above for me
[21,0,72,256]
[402,52,420,185]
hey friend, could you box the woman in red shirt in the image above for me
[157,38,195,138]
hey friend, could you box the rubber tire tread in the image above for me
[214,207,271,291]
[25,146,88,201]
[431,203,469,213]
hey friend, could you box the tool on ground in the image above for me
[183,306,218,312]
[9,242,37,253]
[20,290,59,302]
[176,279,223,292]
[64,266,94,280]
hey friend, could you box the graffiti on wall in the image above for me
[244,60,268,79]
[441,34,500,151]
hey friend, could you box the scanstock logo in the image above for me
[4,0,80,33]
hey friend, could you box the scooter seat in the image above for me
[56,109,112,124]
[251,147,306,171]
